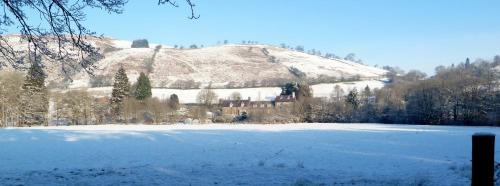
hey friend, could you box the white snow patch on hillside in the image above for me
[269,46,386,79]
[0,123,492,185]
[494,65,500,72]
[312,80,386,98]
[153,87,283,103]
[68,79,90,89]
[111,40,132,48]
[84,80,386,103]
[71,43,387,88]
[0,36,388,88]
[150,43,174,49]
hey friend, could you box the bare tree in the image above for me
[197,87,218,107]
[52,90,93,125]
[330,85,344,102]
[229,91,242,100]
[189,105,207,122]
[0,71,24,127]
[0,0,198,74]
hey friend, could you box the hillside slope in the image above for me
[0,35,387,88]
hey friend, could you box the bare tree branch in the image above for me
[0,0,198,76]
[158,0,199,19]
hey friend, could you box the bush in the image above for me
[213,115,233,123]
[267,55,277,63]
[288,67,306,78]
[233,111,248,122]
[131,39,149,48]
[261,48,269,56]
[89,75,113,87]
[47,80,70,89]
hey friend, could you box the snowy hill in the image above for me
[0,35,387,89]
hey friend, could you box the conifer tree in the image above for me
[346,88,360,110]
[294,82,313,122]
[362,85,372,104]
[168,94,180,110]
[363,86,371,97]
[20,56,48,126]
[134,72,152,100]
[110,66,130,121]
[465,58,471,68]
[281,82,298,95]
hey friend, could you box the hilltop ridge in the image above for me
[0,35,387,89]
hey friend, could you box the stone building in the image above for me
[219,98,252,116]
[274,94,295,113]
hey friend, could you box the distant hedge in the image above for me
[131,39,149,48]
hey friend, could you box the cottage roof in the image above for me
[249,101,273,107]
[275,95,295,102]
[219,99,251,107]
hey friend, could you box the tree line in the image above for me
[0,64,182,127]
[0,56,49,127]
[106,67,182,124]
[308,57,499,126]
[1,56,498,126]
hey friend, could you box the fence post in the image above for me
[472,133,495,186]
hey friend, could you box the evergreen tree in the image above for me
[362,85,372,104]
[295,45,304,52]
[20,57,48,126]
[168,94,180,110]
[134,72,152,100]
[363,86,371,96]
[294,82,314,122]
[281,82,298,95]
[494,55,500,66]
[110,66,130,120]
[465,58,471,68]
[346,88,360,110]
[332,85,344,101]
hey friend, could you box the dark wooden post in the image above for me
[472,133,495,186]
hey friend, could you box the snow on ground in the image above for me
[84,80,386,103]
[151,87,283,103]
[59,43,388,89]
[111,40,132,48]
[268,45,387,79]
[311,80,386,98]
[0,123,494,185]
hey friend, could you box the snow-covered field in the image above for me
[0,123,493,185]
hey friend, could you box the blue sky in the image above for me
[80,1,500,74]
